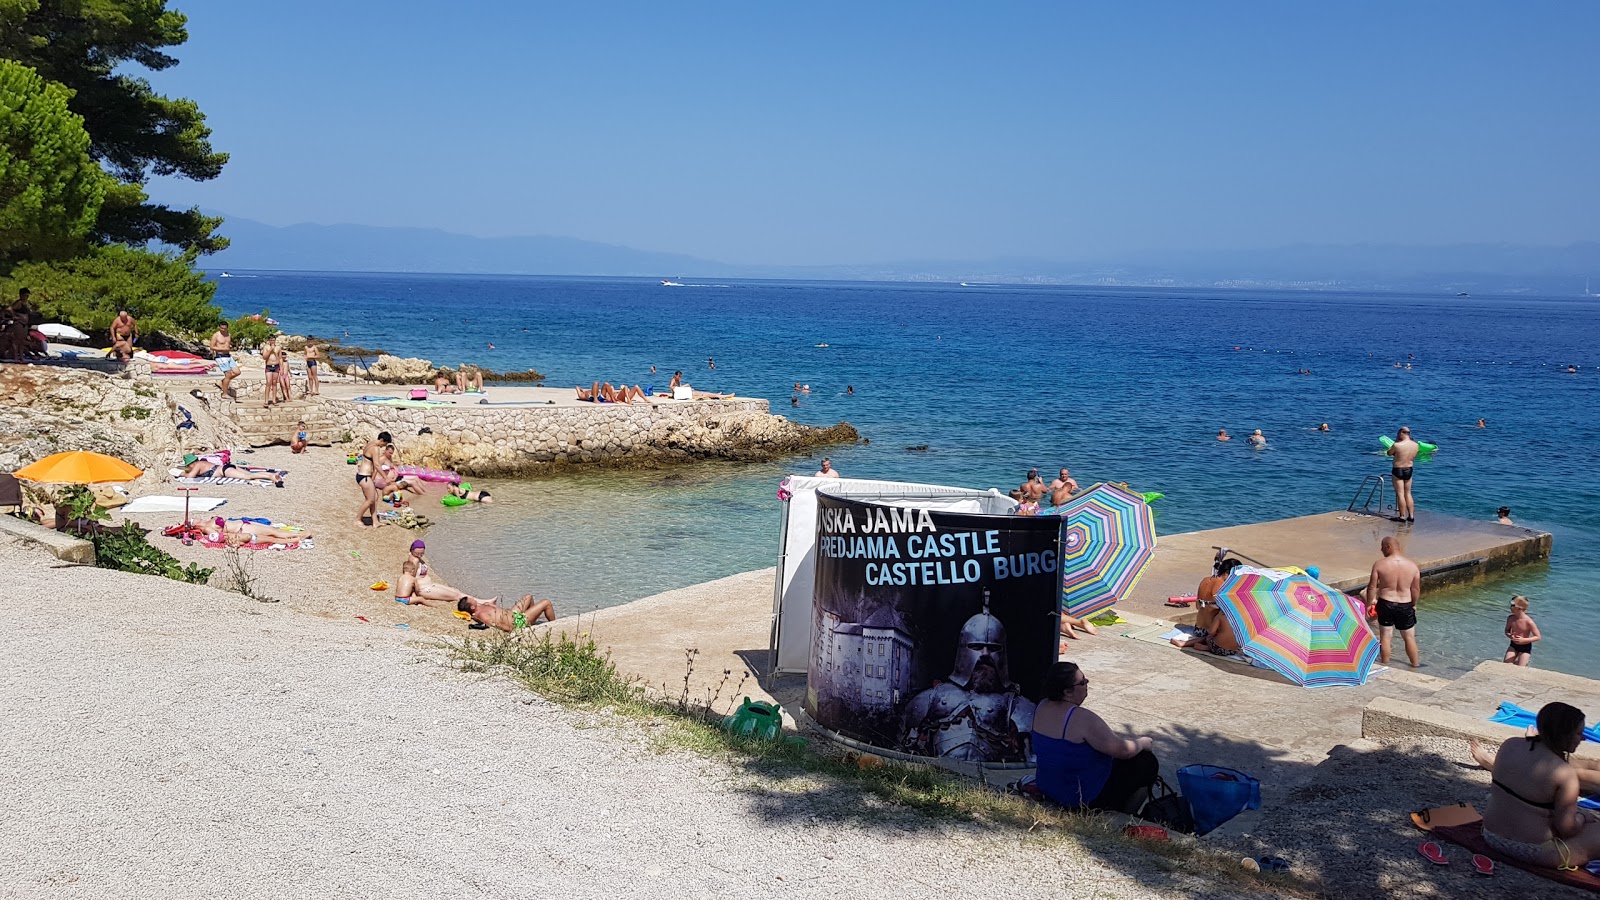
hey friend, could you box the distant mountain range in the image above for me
[206,216,1600,295]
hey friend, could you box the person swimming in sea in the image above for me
[1216,429,1231,442]
[1247,429,1266,447]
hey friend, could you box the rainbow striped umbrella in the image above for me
[1215,566,1379,688]
[1057,483,1157,619]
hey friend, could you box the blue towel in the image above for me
[1489,701,1600,744]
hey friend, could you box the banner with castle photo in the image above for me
[805,492,1061,762]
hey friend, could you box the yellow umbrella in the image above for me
[13,451,143,484]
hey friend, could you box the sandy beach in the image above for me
[2,538,1257,900]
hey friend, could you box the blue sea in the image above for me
[216,272,1600,678]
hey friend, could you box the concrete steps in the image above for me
[229,397,343,447]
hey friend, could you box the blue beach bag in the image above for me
[1176,765,1261,836]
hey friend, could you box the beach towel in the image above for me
[352,395,400,402]
[1432,820,1600,893]
[1491,701,1600,744]
[123,496,228,514]
[172,466,287,488]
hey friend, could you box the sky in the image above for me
[146,1,1600,267]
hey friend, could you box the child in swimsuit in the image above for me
[1503,595,1541,667]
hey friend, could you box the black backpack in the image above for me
[1138,776,1196,834]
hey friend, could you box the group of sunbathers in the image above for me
[576,381,648,403]
[433,368,485,394]
[396,540,556,632]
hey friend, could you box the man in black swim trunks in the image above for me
[1365,536,1422,668]
[1385,426,1419,523]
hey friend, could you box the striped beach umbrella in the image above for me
[1214,566,1379,688]
[1057,483,1158,619]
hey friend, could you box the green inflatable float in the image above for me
[440,483,473,507]
[1379,435,1438,455]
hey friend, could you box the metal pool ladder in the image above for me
[1348,475,1392,517]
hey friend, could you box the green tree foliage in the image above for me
[226,310,278,349]
[0,59,110,266]
[0,1,229,253]
[5,244,221,339]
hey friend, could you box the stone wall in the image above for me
[321,397,856,476]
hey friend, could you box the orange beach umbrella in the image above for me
[13,451,143,485]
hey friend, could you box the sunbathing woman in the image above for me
[576,381,646,403]
[459,594,557,632]
[1171,557,1243,655]
[396,539,497,609]
[1470,702,1600,868]
[433,373,462,394]
[180,457,283,486]
[209,516,311,545]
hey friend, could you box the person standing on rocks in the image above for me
[1365,536,1422,668]
[262,336,285,407]
[110,308,137,361]
[209,322,239,398]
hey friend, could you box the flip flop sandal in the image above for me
[1471,854,1494,876]
[1418,841,1449,865]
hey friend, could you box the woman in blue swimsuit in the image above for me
[1031,661,1161,812]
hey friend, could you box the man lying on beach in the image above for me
[208,517,310,545]
[458,595,557,632]
[180,456,283,486]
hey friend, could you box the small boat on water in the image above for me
[220,272,234,278]
[660,279,684,287]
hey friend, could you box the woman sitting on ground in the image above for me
[433,372,462,394]
[396,539,497,609]
[1031,661,1160,812]
[1171,557,1243,655]
[456,367,484,392]
[1473,702,1600,868]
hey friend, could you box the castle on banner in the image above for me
[814,608,914,712]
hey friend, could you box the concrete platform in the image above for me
[1126,509,1552,618]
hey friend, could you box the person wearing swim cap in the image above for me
[459,594,558,633]
[395,539,497,609]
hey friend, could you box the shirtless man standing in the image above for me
[1385,425,1420,523]
[1365,536,1422,668]
[815,457,840,478]
[303,341,321,396]
[208,322,239,397]
[261,336,285,406]
[110,309,137,361]
[459,595,558,632]
[1049,468,1079,506]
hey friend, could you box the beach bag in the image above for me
[409,388,428,400]
[1176,765,1261,836]
[1139,775,1195,834]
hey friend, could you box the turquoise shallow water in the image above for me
[217,272,1600,678]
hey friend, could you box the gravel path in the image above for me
[0,539,1254,900]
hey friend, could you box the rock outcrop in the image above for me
[323,397,858,477]
[364,355,439,384]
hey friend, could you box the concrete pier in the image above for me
[1124,508,1552,617]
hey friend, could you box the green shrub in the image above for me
[88,520,214,584]
[227,310,278,349]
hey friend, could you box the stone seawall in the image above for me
[323,397,856,475]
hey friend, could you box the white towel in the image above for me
[121,496,228,514]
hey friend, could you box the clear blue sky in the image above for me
[149,1,1600,266]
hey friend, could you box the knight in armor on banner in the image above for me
[899,590,1037,762]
